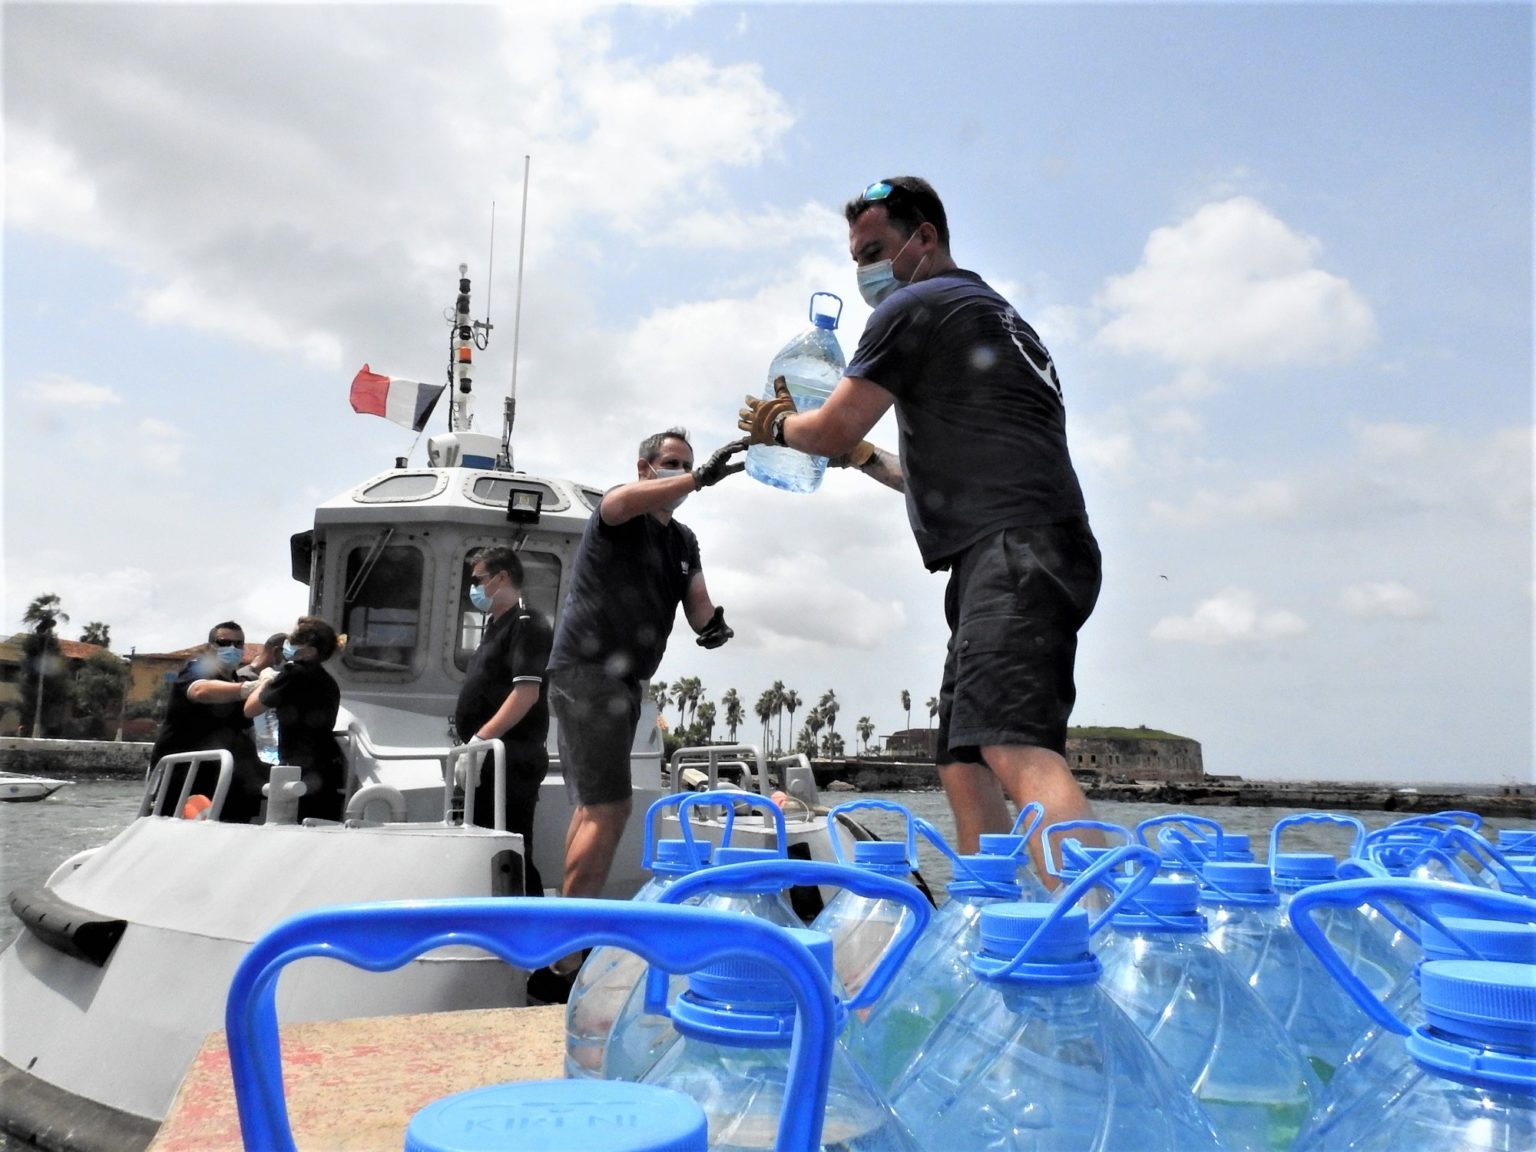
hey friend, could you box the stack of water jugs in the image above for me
[561,793,1536,1150]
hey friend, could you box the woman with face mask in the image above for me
[148,620,267,823]
[244,615,345,824]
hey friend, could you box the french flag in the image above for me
[349,365,446,432]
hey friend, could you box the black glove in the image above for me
[696,606,734,649]
[693,439,749,489]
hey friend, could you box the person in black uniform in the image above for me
[244,615,345,822]
[149,620,265,823]
[453,546,554,896]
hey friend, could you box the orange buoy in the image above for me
[771,790,789,808]
[182,794,213,820]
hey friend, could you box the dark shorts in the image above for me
[936,520,1102,764]
[549,665,642,807]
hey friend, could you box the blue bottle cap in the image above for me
[405,1080,708,1152]
[946,853,1021,897]
[675,928,837,1044]
[1219,832,1254,860]
[707,846,788,891]
[1201,861,1279,906]
[972,903,1100,985]
[1497,828,1536,854]
[977,833,1025,856]
[651,838,711,877]
[1110,876,1206,933]
[1272,851,1339,890]
[1418,959,1536,1052]
[851,839,911,876]
[1420,916,1536,964]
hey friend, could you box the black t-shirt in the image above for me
[259,660,343,773]
[150,660,256,765]
[455,603,553,747]
[548,508,702,681]
[846,268,1088,570]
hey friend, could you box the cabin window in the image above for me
[454,550,562,671]
[576,487,605,511]
[467,477,566,512]
[355,474,445,503]
[341,544,426,674]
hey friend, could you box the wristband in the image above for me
[771,412,789,447]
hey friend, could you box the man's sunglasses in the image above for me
[862,181,898,202]
[212,638,245,648]
[469,572,494,587]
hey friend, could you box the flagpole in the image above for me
[502,154,530,470]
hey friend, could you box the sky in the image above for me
[3,1,1531,786]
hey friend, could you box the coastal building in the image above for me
[878,725,1204,783]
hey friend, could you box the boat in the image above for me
[0,262,863,1152]
[0,772,70,803]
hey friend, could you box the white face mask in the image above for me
[651,466,690,512]
[857,229,924,308]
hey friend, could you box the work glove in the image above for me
[696,607,734,649]
[829,441,878,469]
[738,376,798,446]
[693,439,750,489]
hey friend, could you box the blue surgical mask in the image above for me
[216,645,242,669]
[469,583,492,613]
[856,230,923,308]
[281,642,299,662]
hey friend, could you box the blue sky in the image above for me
[4,2,1531,784]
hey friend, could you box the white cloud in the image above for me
[135,417,187,475]
[1095,196,1378,376]
[28,373,122,408]
[1339,581,1433,620]
[1150,479,1301,526]
[1152,587,1309,646]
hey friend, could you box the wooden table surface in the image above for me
[150,1004,567,1151]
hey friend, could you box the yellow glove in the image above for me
[829,441,877,469]
[738,376,798,446]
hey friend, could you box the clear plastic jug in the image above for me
[745,293,845,494]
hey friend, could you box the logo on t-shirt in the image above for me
[1001,306,1063,402]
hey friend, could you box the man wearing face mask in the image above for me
[149,620,266,823]
[448,548,553,895]
[739,176,1102,884]
[245,615,346,824]
[533,429,744,1001]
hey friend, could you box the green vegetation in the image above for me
[1068,725,1189,742]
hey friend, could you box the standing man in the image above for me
[739,176,1101,880]
[538,429,744,995]
[454,547,553,897]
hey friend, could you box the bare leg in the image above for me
[555,797,633,972]
[982,743,1097,888]
[937,760,1014,856]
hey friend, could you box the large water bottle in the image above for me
[891,845,1226,1151]
[1041,819,1135,912]
[1096,875,1318,1151]
[811,801,924,999]
[1289,878,1536,1152]
[566,794,715,1079]
[848,821,1026,1090]
[1301,910,1536,1143]
[745,293,845,494]
[644,928,919,1152]
[1200,860,1370,1083]
[973,800,1051,900]
[251,709,281,766]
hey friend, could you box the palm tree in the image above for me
[722,688,743,742]
[770,680,786,753]
[649,680,669,714]
[901,689,911,731]
[696,700,716,743]
[804,706,824,756]
[857,715,874,755]
[22,594,69,738]
[818,689,839,748]
[81,621,111,648]
[823,730,845,758]
[23,594,69,634]
[782,689,801,754]
[755,690,775,752]
[926,695,940,728]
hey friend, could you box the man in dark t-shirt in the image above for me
[740,176,1102,883]
[453,547,553,896]
[246,615,346,824]
[538,428,745,991]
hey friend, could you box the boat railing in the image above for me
[668,743,769,795]
[138,749,234,821]
[338,721,512,834]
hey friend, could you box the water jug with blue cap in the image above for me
[642,859,933,1151]
[224,898,840,1152]
[974,801,1051,900]
[604,793,802,1083]
[891,844,1227,1151]
[1272,812,1417,1001]
[566,793,717,1078]
[1200,859,1370,1082]
[1041,819,1133,911]
[1096,873,1318,1151]
[1135,812,1235,879]
[746,292,846,494]
[847,817,1030,1089]
[1288,878,1536,1152]
[810,800,927,998]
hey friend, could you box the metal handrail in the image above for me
[140,749,234,820]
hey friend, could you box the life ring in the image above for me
[181,794,214,820]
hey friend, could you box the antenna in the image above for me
[502,154,530,470]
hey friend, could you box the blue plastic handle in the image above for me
[652,859,932,1014]
[224,899,836,1152]
[1136,812,1225,861]
[1287,879,1536,1036]
[1010,801,1047,844]
[1041,820,1132,880]
[907,818,1017,897]
[642,792,716,872]
[1392,810,1484,833]
[1269,812,1366,863]
[826,799,917,867]
[673,789,787,858]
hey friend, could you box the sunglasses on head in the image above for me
[212,638,244,648]
[862,181,898,202]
